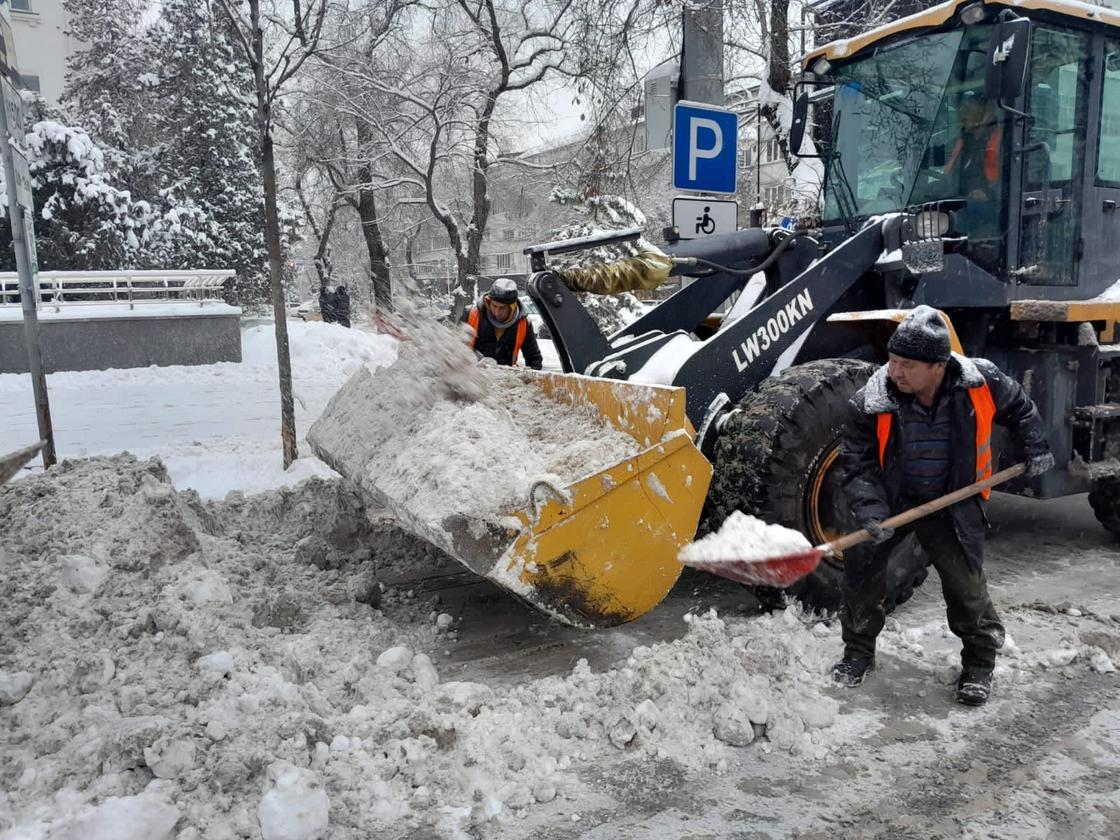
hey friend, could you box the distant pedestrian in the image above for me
[334,286,351,328]
[318,286,336,324]
[834,306,1053,706]
[460,277,543,369]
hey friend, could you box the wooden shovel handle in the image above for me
[828,463,1027,554]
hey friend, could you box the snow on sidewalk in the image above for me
[0,320,399,498]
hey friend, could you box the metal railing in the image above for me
[0,270,235,311]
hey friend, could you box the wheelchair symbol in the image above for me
[696,206,716,235]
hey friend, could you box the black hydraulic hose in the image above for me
[672,230,811,276]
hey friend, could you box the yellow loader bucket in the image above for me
[309,368,712,628]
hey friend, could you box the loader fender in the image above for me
[825,308,965,355]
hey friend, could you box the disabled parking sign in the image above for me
[673,101,738,194]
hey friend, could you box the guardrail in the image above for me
[0,270,235,310]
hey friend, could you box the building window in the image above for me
[761,137,782,164]
[10,0,32,11]
[762,184,789,207]
[503,228,515,241]
[495,253,511,270]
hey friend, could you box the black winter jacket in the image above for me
[460,300,544,369]
[840,354,1050,568]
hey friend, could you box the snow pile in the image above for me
[241,321,394,379]
[3,456,1113,838]
[0,455,865,840]
[308,321,641,537]
[680,511,812,564]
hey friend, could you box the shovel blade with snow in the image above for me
[684,464,1026,588]
[0,441,45,486]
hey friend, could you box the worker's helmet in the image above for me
[487,277,519,304]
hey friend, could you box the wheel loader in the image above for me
[313,0,1120,627]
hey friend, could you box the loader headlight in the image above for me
[959,2,987,24]
[914,210,950,239]
[811,56,832,76]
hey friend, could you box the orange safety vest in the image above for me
[876,383,996,499]
[467,305,528,366]
[945,124,1003,186]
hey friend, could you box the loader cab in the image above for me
[809,0,1120,300]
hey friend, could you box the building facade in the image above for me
[4,0,75,101]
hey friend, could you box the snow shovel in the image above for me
[0,440,45,486]
[684,463,1026,588]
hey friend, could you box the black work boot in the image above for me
[831,656,875,687]
[956,666,993,706]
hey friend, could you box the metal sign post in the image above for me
[0,74,55,468]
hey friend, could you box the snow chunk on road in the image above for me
[258,764,330,840]
[680,510,811,563]
[1090,650,1117,673]
[376,644,413,672]
[60,553,108,593]
[144,738,196,780]
[197,650,236,677]
[0,670,33,705]
[55,791,180,840]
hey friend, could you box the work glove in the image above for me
[861,519,894,545]
[1026,451,1055,478]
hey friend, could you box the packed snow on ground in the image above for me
[0,320,398,498]
[680,511,813,564]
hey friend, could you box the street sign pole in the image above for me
[0,76,56,468]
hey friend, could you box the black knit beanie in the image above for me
[887,305,951,363]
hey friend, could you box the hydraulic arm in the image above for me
[528,214,912,435]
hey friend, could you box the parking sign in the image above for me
[673,101,738,194]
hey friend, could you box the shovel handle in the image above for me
[828,463,1026,554]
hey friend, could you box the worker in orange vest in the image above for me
[946,93,1004,234]
[460,277,543,369]
[834,306,1052,705]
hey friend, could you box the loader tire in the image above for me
[1089,475,1120,538]
[706,359,928,614]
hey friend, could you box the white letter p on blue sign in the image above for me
[674,102,737,194]
[689,117,723,180]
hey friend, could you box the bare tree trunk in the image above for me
[296,173,337,294]
[251,0,298,468]
[357,183,392,309]
[354,118,393,310]
[404,232,421,286]
[313,210,337,294]
[760,0,796,173]
[768,0,791,96]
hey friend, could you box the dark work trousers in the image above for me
[841,510,1005,670]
